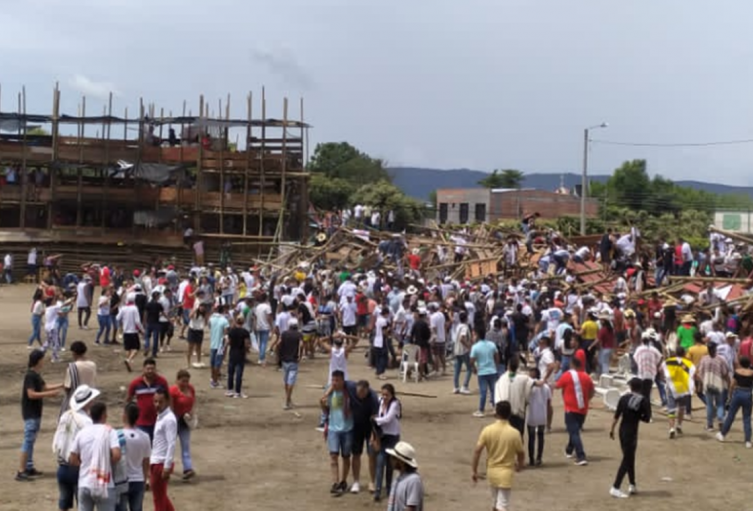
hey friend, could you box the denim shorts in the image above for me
[327,430,353,457]
[210,349,224,368]
[283,362,299,385]
[21,418,41,454]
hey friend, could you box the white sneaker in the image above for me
[746,442,752,449]
[225,391,235,397]
[460,387,471,395]
[60,347,66,352]
[350,481,360,494]
[610,487,629,499]
[716,432,725,442]
[452,388,460,394]
[472,411,485,418]
[628,484,637,495]
[669,428,676,439]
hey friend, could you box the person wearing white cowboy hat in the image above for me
[406,285,418,296]
[52,385,98,505]
[385,441,423,509]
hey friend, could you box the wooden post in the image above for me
[276,97,289,241]
[101,92,113,231]
[259,87,266,237]
[196,95,204,229]
[48,84,60,230]
[177,99,186,227]
[219,97,225,234]
[158,107,164,163]
[19,87,28,228]
[76,96,86,228]
[135,98,144,237]
[243,92,252,236]
[299,96,308,241]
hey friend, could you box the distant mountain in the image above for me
[389,167,753,201]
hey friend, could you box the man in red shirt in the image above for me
[180,278,196,339]
[126,358,169,441]
[555,357,595,466]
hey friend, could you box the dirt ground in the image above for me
[0,283,751,511]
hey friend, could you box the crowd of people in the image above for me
[11,218,753,510]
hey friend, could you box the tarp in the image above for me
[129,163,185,184]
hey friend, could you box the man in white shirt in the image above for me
[149,388,177,511]
[69,402,122,511]
[339,295,358,336]
[254,293,274,365]
[3,253,12,284]
[117,295,144,372]
[76,277,93,330]
[119,403,151,511]
[45,300,63,362]
[27,248,38,280]
[679,237,694,276]
[429,305,447,375]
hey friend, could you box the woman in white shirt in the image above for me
[28,289,46,348]
[372,307,391,380]
[372,383,402,502]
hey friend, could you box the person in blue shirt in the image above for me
[470,325,500,418]
[208,305,230,389]
[320,370,354,496]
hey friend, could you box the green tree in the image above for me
[27,127,49,136]
[350,180,425,228]
[478,169,524,189]
[309,174,355,211]
[309,142,390,183]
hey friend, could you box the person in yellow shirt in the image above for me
[472,401,525,511]
[579,311,600,374]
[686,331,709,421]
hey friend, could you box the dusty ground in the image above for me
[0,283,751,511]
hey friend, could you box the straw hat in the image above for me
[316,232,327,243]
[406,285,418,295]
[411,248,420,255]
[386,441,419,468]
[69,385,100,412]
[681,314,696,323]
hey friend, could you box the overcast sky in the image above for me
[3,0,753,184]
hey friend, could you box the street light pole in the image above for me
[579,122,608,235]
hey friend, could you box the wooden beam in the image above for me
[668,276,752,284]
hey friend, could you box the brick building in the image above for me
[436,188,599,224]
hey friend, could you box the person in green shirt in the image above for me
[676,315,697,351]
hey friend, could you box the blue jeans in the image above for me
[28,315,42,346]
[655,375,667,406]
[78,487,117,511]
[96,314,111,344]
[57,316,69,349]
[565,412,587,461]
[706,388,725,428]
[144,323,160,353]
[478,373,497,412]
[116,481,145,511]
[178,422,193,472]
[256,330,270,363]
[228,358,245,394]
[375,434,399,497]
[57,464,79,510]
[598,349,613,376]
[374,346,388,376]
[453,354,472,390]
[721,388,752,442]
[555,355,572,381]
[21,418,41,470]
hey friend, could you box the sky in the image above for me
[3,0,753,185]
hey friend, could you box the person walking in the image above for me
[17,349,63,482]
[28,289,45,348]
[472,401,525,511]
[150,388,178,511]
[59,341,97,419]
[697,342,730,432]
[716,356,753,447]
[225,315,251,398]
[126,358,169,442]
[633,330,663,405]
[661,346,695,439]
[320,370,354,497]
[254,293,273,366]
[95,287,112,346]
[278,318,303,410]
[385,441,424,511]
[372,306,392,380]
[452,311,473,395]
[143,291,164,359]
[53,385,98,511]
[555,357,595,465]
[345,379,379,494]
[373,383,402,502]
[525,367,550,466]
[470,326,500,418]
[76,276,93,330]
[609,378,652,498]
[169,369,197,480]
[68,402,122,511]
[186,302,207,368]
[208,305,230,389]
[493,357,535,436]
[118,294,144,372]
[117,403,151,511]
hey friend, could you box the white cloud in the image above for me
[68,75,118,100]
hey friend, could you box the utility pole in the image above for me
[580,122,608,235]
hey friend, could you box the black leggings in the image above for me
[614,433,638,488]
[78,307,91,327]
[527,425,545,463]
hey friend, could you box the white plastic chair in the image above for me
[400,344,420,383]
